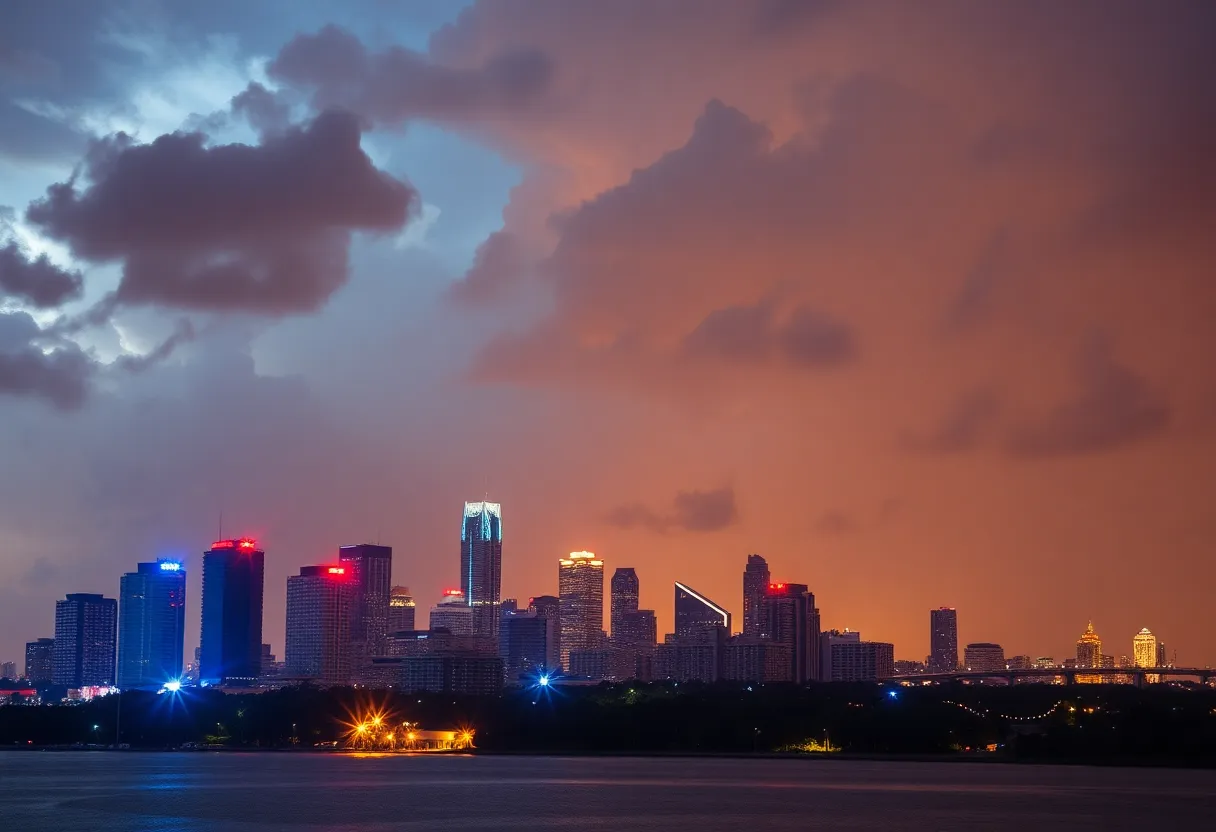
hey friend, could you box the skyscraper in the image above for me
[819,630,895,682]
[461,502,503,643]
[501,611,557,681]
[610,568,639,639]
[338,544,393,662]
[929,608,958,672]
[117,560,186,689]
[389,586,416,634]
[1076,621,1102,683]
[963,642,1005,673]
[24,638,54,684]
[200,538,265,685]
[674,582,731,639]
[285,564,356,684]
[615,610,658,648]
[430,589,474,636]
[1133,627,1158,683]
[528,595,562,669]
[761,583,820,683]
[559,551,604,669]
[53,593,117,688]
[742,554,770,637]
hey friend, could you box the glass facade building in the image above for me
[610,568,639,640]
[761,583,821,683]
[674,581,731,639]
[558,552,603,669]
[200,538,265,685]
[461,502,503,642]
[53,593,117,688]
[24,638,54,684]
[929,607,959,672]
[285,564,355,684]
[339,544,393,661]
[742,554,770,637]
[117,560,186,688]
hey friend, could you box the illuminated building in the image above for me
[501,611,557,681]
[761,583,821,683]
[568,646,635,682]
[53,593,117,688]
[655,628,724,683]
[610,568,639,640]
[389,586,416,634]
[559,552,604,669]
[820,630,895,682]
[24,638,54,684]
[894,659,927,675]
[200,538,265,685]
[430,590,474,636]
[1075,621,1102,683]
[743,554,770,637]
[285,564,355,684]
[117,560,186,688]
[1133,627,1158,683]
[722,638,792,682]
[1034,656,1055,669]
[1007,655,1033,670]
[963,642,1005,673]
[528,595,562,668]
[929,608,958,672]
[674,582,731,639]
[1157,642,1169,667]
[461,501,503,643]
[338,544,393,663]
[615,609,657,649]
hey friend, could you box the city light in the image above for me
[159,562,182,572]
[327,567,345,574]
[538,675,550,687]
[163,680,182,693]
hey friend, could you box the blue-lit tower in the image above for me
[461,502,503,643]
[117,560,186,688]
[200,538,265,685]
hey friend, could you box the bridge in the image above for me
[895,667,1215,686]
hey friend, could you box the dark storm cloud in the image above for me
[1010,336,1170,458]
[230,82,293,138]
[268,24,553,127]
[0,241,84,308]
[607,487,739,534]
[0,312,92,409]
[904,389,1000,454]
[684,300,856,368]
[26,108,416,314]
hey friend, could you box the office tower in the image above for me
[430,590,474,636]
[24,638,54,684]
[1157,642,1169,667]
[615,609,658,648]
[1007,655,1033,670]
[928,608,958,672]
[53,593,117,688]
[568,647,635,682]
[1075,621,1102,683]
[610,568,639,639]
[528,595,562,668]
[0,661,15,680]
[674,582,731,638]
[654,625,726,682]
[558,552,604,669]
[338,544,393,661]
[1133,627,1159,684]
[285,564,355,684]
[501,611,557,680]
[742,554,770,637]
[723,638,792,682]
[389,586,416,634]
[963,642,1005,673]
[461,501,503,642]
[117,560,186,688]
[761,582,821,683]
[1034,656,1055,669]
[819,630,895,682]
[199,538,265,685]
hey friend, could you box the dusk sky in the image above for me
[2,1,1214,669]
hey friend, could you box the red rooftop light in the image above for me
[327,566,345,575]
[238,539,256,549]
[443,588,463,597]
[211,540,235,549]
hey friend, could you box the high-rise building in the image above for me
[501,611,558,681]
[674,582,731,639]
[929,608,958,672]
[338,544,393,662]
[528,595,562,669]
[24,638,54,684]
[1075,621,1102,683]
[819,630,895,682]
[722,638,792,682]
[260,644,276,677]
[53,593,117,688]
[1007,655,1033,670]
[1133,627,1159,684]
[963,642,1005,673]
[430,590,474,636]
[0,661,15,680]
[199,538,265,685]
[389,586,416,634]
[742,554,770,637]
[761,582,821,683]
[610,568,639,639]
[1157,642,1169,667]
[615,609,658,648]
[117,560,186,688]
[461,501,503,643]
[285,564,356,684]
[559,552,604,669]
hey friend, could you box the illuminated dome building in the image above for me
[1133,627,1159,683]
[1075,621,1102,683]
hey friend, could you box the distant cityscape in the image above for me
[0,500,1200,704]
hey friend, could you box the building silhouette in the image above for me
[742,554,770,637]
[615,609,657,648]
[117,560,186,688]
[501,611,556,681]
[722,638,792,682]
[339,544,393,662]
[610,568,639,639]
[24,638,54,684]
[388,586,416,634]
[430,590,474,636]
[559,552,604,669]
[461,501,503,643]
[820,630,895,681]
[528,595,562,669]
[674,582,731,639]
[285,564,356,684]
[0,661,15,680]
[761,583,820,683]
[963,642,1005,673]
[929,608,958,672]
[199,538,264,685]
[53,593,117,688]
